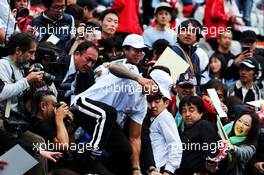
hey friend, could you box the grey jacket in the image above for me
[232,144,256,175]
[0,57,29,113]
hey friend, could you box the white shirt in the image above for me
[72,63,147,128]
[149,109,182,173]
[0,0,20,37]
[195,47,209,72]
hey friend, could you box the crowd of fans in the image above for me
[0,0,264,175]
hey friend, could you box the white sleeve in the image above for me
[70,15,75,39]
[129,95,147,125]
[159,113,182,172]
[142,29,152,48]
[196,48,209,72]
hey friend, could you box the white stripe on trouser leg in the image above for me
[80,97,107,150]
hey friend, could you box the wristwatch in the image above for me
[132,165,141,171]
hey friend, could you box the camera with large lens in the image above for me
[31,63,56,85]
[17,8,30,18]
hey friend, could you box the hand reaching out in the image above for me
[39,150,63,162]
[137,77,158,95]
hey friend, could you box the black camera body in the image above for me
[31,63,56,85]
[17,8,30,18]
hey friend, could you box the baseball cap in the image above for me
[122,34,146,49]
[150,69,173,100]
[154,2,173,15]
[176,73,197,86]
[240,30,257,42]
[239,59,260,75]
[240,59,258,69]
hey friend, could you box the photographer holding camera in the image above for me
[31,90,73,149]
[0,32,57,175]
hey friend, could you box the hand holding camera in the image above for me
[26,63,56,86]
[26,70,44,84]
[55,102,73,122]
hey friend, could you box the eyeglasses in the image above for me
[130,47,145,54]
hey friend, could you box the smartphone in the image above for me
[242,46,250,53]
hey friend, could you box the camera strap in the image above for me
[4,58,17,119]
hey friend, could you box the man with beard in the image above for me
[0,32,58,175]
[214,31,235,63]
[0,32,43,112]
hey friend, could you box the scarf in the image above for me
[224,122,246,145]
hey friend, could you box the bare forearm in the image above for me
[109,64,139,81]
[129,137,141,168]
[55,119,69,149]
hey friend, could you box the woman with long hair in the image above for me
[202,53,227,84]
[208,111,260,174]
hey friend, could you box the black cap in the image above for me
[239,58,259,75]
[240,30,257,42]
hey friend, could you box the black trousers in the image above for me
[104,121,132,175]
[73,97,117,156]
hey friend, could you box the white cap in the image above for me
[154,2,172,14]
[150,69,173,100]
[122,34,146,49]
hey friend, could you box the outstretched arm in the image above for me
[109,64,157,94]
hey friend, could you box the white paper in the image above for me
[0,144,38,175]
[207,88,227,118]
[46,34,60,45]
[154,47,189,83]
[246,100,264,108]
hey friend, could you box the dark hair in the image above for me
[229,111,259,146]
[77,0,97,10]
[202,79,228,99]
[147,93,169,102]
[103,37,123,53]
[65,4,83,21]
[7,32,37,55]
[42,0,64,8]
[179,96,204,114]
[149,65,171,76]
[177,19,203,41]
[208,53,227,79]
[152,39,170,56]
[10,0,29,10]
[99,9,119,21]
[74,41,98,54]
[31,90,55,116]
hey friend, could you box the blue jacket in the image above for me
[29,12,74,50]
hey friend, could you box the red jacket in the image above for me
[112,0,142,35]
[204,0,229,40]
